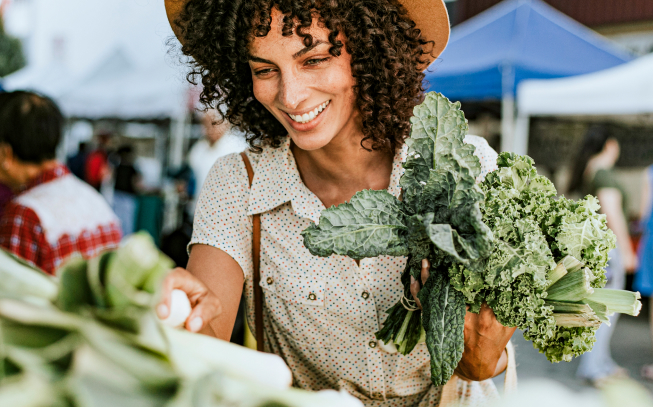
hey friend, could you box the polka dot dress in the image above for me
[191,136,499,406]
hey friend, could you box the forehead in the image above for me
[249,7,330,55]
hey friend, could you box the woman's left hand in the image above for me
[410,259,516,382]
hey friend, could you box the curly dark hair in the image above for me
[174,0,435,153]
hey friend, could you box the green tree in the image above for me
[0,17,26,77]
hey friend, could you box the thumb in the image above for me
[157,267,188,319]
[185,293,223,333]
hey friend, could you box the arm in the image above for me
[597,188,636,272]
[159,244,244,341]
[0,204,45,271]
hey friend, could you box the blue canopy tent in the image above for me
[423,0,633,153]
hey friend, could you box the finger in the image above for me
[410,276,422,310]
[185,293,223,333]
[167,268,208,306]
[421,259,430,286]
[157,268,183,318]
[158,267,206,318]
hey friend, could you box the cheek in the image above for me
[251,76,277,109]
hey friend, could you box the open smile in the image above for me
[287,100,330,125]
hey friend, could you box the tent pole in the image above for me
[513,113,530,156]
[500,94,515,152]
[500,62,516,152]
[169,111,189,170]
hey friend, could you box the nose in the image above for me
[278,70,310,110]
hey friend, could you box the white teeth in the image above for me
[288,100,330,124]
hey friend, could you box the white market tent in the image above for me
[55,48,190,120]
[1,0,195,168]
[514,53,653,154]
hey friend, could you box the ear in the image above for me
[0,143,14,166]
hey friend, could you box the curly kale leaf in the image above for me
[452,151,616,363]
[301,190,409,260]
[419,271,466,386]
[548,196,616,288]
[524,325,597,363]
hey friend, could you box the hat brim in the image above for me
[165,0,449,70]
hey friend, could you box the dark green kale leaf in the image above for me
[401,94,479,214]
[419,271,466,386]
[301,190,409,260]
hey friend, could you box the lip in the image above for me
[282,101,330,132]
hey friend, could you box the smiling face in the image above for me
[248,9,360,151]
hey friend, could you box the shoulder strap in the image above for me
[240,152,264,352]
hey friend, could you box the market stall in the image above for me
[515,52,653,156]
[423,0,632,153]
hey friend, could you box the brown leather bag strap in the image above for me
[240,152,264,352]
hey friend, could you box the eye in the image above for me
[305,57,329,66]
[253,67,277,77]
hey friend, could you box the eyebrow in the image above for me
[248,40,327,63]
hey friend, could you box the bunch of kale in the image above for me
[302,92,641,386]
[449,153,636,363]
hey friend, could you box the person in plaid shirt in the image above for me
[0,91,122,275]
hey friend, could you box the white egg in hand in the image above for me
[160,289,192,329]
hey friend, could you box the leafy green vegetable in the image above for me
[418,272,465,383]
[302,190,408,260]
[0,234,362,407]
[303,92,640,380]
[452,152,638,362]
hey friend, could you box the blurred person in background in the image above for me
[634,165,653,380]
[112,145,141,236]
[0,91,122,275]
[188,109,248,200]
[569,125,636,386]
[85,132,113,191]
[66,141,90,181]
[0,183,12,217]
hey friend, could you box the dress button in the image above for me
[266,277,274,285]
[362,291,370,300]
[368,340,377,349]
[308,292,317,301]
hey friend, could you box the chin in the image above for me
[287,131,335,152]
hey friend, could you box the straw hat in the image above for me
[164,0,450,66]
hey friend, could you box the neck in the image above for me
[20,160,60,188]
[292,134,395,208]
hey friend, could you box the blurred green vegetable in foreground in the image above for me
[0,233,362,407]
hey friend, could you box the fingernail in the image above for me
[411,276,416,284]
[422,259,428,268]
[189,317,203,332]
[157,304,169,318]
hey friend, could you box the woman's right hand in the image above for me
[157,267,223,333]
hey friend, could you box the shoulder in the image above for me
[0,201,43,247]
[206,151,251,188]
[14,175,118,244]
[1,201,41,229]
[593,169,620,190]
[464,135,498,181]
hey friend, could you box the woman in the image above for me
[634,165,653,380]
[159,0,514,405]
[568,125,635,386]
